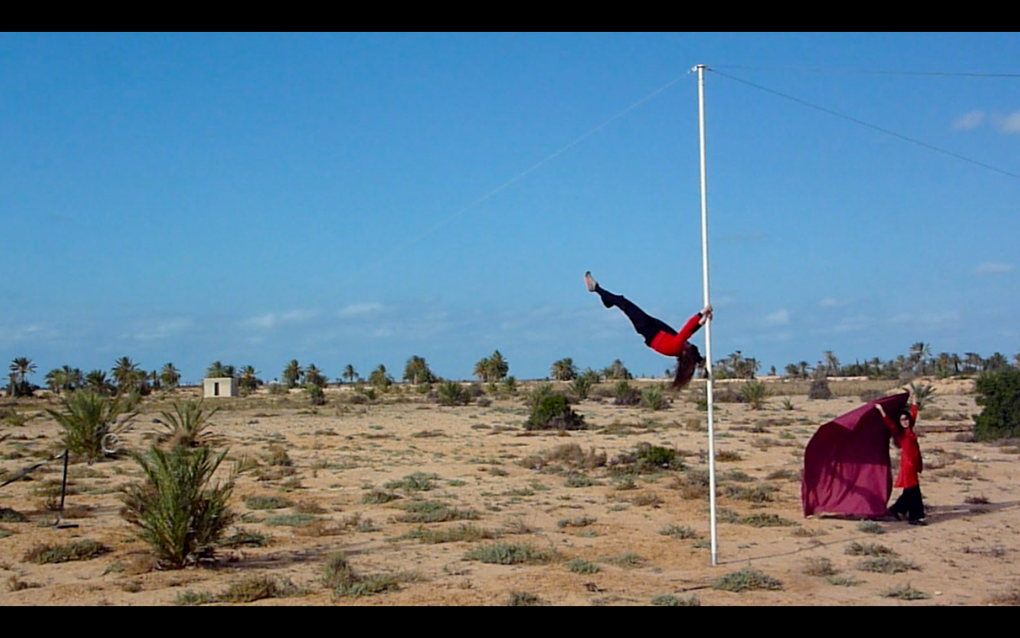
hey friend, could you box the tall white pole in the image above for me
[695,64,718,566]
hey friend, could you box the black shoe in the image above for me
[908,519,927,526]
[886,508,904,521]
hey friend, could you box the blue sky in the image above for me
[2,32,1018,384]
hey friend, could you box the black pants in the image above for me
[595,285,676,347]
[891,485,925,521]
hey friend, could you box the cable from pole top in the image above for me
[708,68,1020,182]
[707,65,1020,79]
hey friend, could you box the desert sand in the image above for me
[1,377,1017,606]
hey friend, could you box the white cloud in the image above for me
[975,262,1014,275]
[133,317,193,341]
[819,315,871,335]
[994,110,1020,134]
[887,311,960,329]
[763,309,790,327]
[241,309,318,330]
[952,110,985,130]
[0,323,51,344]
[337,303,385,319]
[819,297,853,308]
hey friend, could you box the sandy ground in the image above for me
[1,377,1017,606]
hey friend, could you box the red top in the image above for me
[882,404,922,489]
[649,313,703,357]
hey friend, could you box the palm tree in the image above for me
[85,370,114,395]
[602,359,633,381]
[934,353,953,378]
[784,363,800,378]
[488,351,508,382]
[112,356,140,390]
[46,366,82,395]
[473,356,491,382]
[342,364,357,385]
[403,356,435,385]
[304,364,328,389]
[822,351,840,376]
[160,363,181,389]
[282,360,303,389]
[909,342,932,375]
[964,353,983,374]
[950,353,963,375]
[205,361,235,379]
[238,366,261,393]
[368,364,392,390]
[985,352,1009,372]
[550,358,578,381]
[45,368,63,394]
[797,361,811,379]
[8,357,36,397]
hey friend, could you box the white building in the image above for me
[203,377,238,398]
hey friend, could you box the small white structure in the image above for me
[203,377,238,398]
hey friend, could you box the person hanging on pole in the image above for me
[584,271,712,389]
[875,399,926,525]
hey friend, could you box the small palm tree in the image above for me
[120,444,236,568]
[154,400,221,449]
[908,382,935,410]
[46,390,137,463]
[741,381,770,410]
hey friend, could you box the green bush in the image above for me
[525,393,586,431]
[712,567,784,592]
[741,381,770,409]
[571,370,599,401]
[120,445,236,568]
[974,369,1020,441]
[306,384,326,406]
[640,385,670,410]
[613,381,641,406]
[437,381,470,406]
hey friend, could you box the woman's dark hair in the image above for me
[672,342,704,389]
[889,408,914,448]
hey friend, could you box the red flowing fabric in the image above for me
[801,392,909,518]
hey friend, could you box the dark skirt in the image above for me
[890,485,925,522]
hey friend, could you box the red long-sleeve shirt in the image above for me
[882,404,922,489]
[649,313,703,357]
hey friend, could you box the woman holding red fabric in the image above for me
[876,400,926,525]
[585,271,712,389]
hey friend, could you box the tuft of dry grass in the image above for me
[24,540,108,564]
